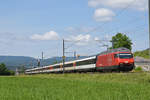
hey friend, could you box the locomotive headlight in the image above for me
[120,63,123,65]
[120,63,124,67]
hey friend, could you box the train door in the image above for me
[107,53,112,67]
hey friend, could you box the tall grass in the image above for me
[0,73,150,100]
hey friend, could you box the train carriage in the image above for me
[25,47,135,74]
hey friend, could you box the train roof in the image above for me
[26,48,130,71]
[98,47,131,55]
[26,56,96,71]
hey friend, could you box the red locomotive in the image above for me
[26,47,134,74]
[96,47,134,71]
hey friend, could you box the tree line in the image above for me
[110,33,132,50]
[0,33,133,76]
[0,63,15,75]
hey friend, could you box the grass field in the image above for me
[0,73,150,100]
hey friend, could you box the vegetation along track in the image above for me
[0,72,150,100]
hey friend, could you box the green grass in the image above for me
[134,66,143,72]
[0,73,150,100]
[134,49,150,59]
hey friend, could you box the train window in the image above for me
[65,63,73,67]
[114,54,119,58]
[114,53,133,59]
[119,53,133,59]
[53,65,60,69]
[76,59,96,66]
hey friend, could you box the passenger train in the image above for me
[25,48,135,74]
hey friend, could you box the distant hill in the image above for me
[0,56,36,66]
[1,49,150,71]
[0,56,87,71]
[1,48,150,71]
[0,56,37,70]
[134,48,150,59]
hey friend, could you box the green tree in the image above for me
[111,33,132,50]
[0,63,15,75]
[53,61,58,64]
[19,66,26,74]
[0,63,8,75]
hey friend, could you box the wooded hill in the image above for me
[134,48,150,59]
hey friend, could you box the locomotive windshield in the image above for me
[114,53,133,59]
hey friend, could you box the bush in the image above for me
[134,66,143,72]
[0,63,15,75]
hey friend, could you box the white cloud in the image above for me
[94,37,100,41]
[66,34,92,46]
[94,8,115,22]
[30,31,59,40]
[65,26,94,35]
[66,34,104,46]
[94,36,111,44]
[65,27,75,33]
[74,34,91,42]
[88,0,148,11]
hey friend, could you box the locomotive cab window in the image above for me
[114,53,133,59]
[119,53,133,59]
[114,54,119,58]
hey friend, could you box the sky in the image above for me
[0,0,149,58]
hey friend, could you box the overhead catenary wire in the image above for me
[64,0,138,50]
[122,23,148,34]
[80,0,138,36]
[38,0,142,62]
[101,14,147,35]
[148,0,150,58]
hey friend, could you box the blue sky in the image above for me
[0,0,148,58]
